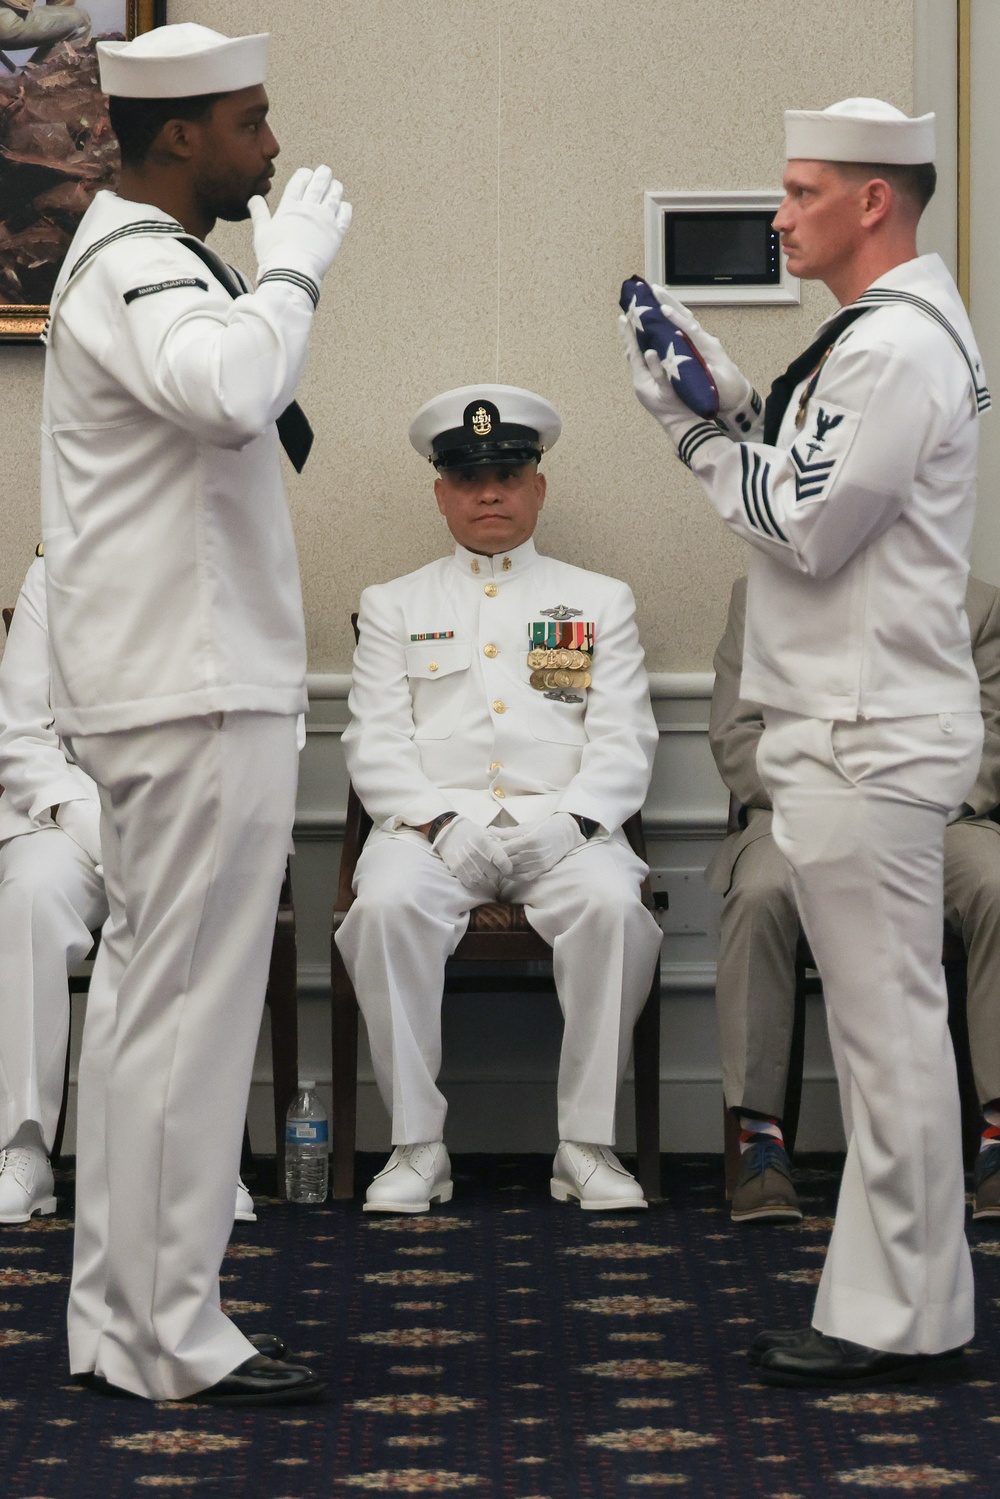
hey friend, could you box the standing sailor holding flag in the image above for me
[622,98,989,1386]
[41,22,351,1403]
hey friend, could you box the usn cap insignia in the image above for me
[466,399,498,436]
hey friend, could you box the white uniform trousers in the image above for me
[0,827,107,1151]
[757,709,984,1355]
[64,712,298,1401]
[336,828,662,1146]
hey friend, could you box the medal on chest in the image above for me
[527,614,595,701]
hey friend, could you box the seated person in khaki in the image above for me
[708,573,1000,1223]
[336,384,662,1213]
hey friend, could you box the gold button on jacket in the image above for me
[484,583,498,597]
[492,699,506,714]
[483,643,498,658]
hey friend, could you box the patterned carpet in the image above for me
[1,1152,999,1497]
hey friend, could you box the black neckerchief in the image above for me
[762,306,869,445]
[177,236,314,473]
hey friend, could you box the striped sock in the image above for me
[980,1106,1000,1152]
[739,1115,784,1154]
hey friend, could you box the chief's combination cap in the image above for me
[409,385,562,468]
[785,97,935,165]
[98,22,269,99]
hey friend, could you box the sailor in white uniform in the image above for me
[0,553,256,1227]
[41,23,351,1403]
[0,551,106,1222]
[336,386,663,1213]
[622,100,988,1385]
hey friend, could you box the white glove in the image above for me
[54,798,102,869]
[620,315,703,444]
[495,812,585,881]
[249,166,353,299]
[648,284,763,438]
[434,816,513,887]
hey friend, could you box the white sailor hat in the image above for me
[98,22,269,100]
[785,97,935,166]
[409,385,562,468]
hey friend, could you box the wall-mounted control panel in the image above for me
[644,190,800,306]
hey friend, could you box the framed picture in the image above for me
[0,0,165,342]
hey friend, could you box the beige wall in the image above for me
[1,0,914,669]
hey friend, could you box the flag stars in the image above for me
[624,294,652,332]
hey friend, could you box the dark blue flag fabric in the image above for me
[620,276,719,420]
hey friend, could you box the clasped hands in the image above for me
[620,282,759,440]
[433,812,586,889]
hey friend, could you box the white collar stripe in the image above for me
[854,287,990,410]
[67,220,183,285]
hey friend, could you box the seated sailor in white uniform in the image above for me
[336,384,663,1213]
[0,551,256,1226]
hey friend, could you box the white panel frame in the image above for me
[643,189,800,306]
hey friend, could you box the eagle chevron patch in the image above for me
[789,400,859,506]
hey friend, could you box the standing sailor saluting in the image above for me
[42,23,351,1404]
[621,99,989,1387]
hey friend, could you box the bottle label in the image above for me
[286,1120,329,1144]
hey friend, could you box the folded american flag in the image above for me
[620,276,719,420]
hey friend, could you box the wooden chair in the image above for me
[720,794,980,1196]
[2,605,301,1190]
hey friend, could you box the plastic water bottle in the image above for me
[284,1081,329,1203]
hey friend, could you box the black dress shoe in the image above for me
[748,1325,823,1366]
[186,1354,325,1406]
[72,1372,139,1398]
[756,1331,966,1388]
[247,1332,290,1361]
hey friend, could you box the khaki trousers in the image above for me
[716,820,1000,1117]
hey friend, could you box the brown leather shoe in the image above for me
[731,1139,802,1223]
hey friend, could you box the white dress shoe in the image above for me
[0,1145,57,1223]
[364,1142,453,1214]
[551,1141,647,1211]
[235,1177,257,1223]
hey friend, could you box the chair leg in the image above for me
[781,961,808,1160]
[944,958,981,1173]
[51,997,74,1169]
[240,1120,255,1182]
[330,935,359,1200]
[633,966,661,1200]
[266,913,299,1199]
[723,1104,742,1200]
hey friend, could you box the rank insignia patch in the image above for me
[789,398,859,507]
